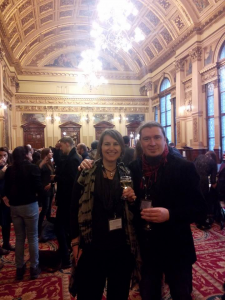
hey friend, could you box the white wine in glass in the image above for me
[120,176,132,190]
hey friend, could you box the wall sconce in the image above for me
[82,114,90,123]
[179,100,193,113]
[0,102,7,109]
[63,131,67,136]
[130,132,134,139]
[46,114,60,124]
[112,114,122,123]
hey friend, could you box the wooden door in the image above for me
[59,121,81,146]
[94,121,114,140]
[22,121,45,149]
[126,121,141,146]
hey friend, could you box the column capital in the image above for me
[174,59,185,72]
[189,46,202,62]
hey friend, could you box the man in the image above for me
[76,143,90,161]
[129,121,206,300]
[88,140,99,161]
[52,136,81,268]
[121,136,134,167]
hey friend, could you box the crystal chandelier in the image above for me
[91,0,145,52]
[77,49,108,91]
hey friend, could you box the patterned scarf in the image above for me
[141,144,169,184]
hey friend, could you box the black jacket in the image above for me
[129,154,207,267]
[54,148,81,209]
[4,160,44,206]
[122,145,135,167]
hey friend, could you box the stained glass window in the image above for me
[207,83,215,151]
[160,78,171,143]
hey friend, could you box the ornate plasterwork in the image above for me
[193,117,198,142]
[152,98,160,107]
[201,67,218,84]
[189,46,202,62]
[139,81,152,95]
[16,106,149,113]
[174,59,185,72]
[15,95,149,106]
[177,121,181,143]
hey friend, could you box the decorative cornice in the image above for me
[199,63,218,75]
[189,46,202,62]
[3,83,14,98]
[15,95,149,106]
[20,70,139,81]
[16,105,149,113]
[174,59,185,72]
[152,98,160,107]
[201,69,218,84]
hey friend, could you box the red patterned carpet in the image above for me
[0,222,225,299]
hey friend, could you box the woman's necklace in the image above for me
[102,165,117,177]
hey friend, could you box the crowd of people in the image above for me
[0,121,224,300]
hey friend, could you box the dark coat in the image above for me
[4,160,44,206]
[54,148,81,211]
[129,154,207,267]
[122,145,135,167]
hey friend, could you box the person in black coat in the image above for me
[3,146,44,280]
[121,136,135,167]
[129,121,206,300]
[52,136,81,268]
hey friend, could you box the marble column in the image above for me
[0,43,5,146]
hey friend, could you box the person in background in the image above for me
[167,140,183,158]
[88,140,99,161]
[38,148,55,235]
[52,136,81,269]
[3,146,44,280]
[121,136,135,167]
[70,129,139,300]
[32,151,41,165]
[76,143,90,161]
[0,147,14,254]
[194,151,218,229]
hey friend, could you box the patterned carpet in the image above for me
[0,222,225,299]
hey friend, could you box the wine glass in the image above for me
[120,176,132,199]
[140,199,153,230]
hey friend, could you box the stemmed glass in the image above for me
[140,199,153,230]
[120,176,132,199]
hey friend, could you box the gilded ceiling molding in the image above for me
[15,106,149,113]
[15,95,149,105]
[174,58,185,72]
[189,46,202,62]
[20,70,139,80]
[0,42,5,62]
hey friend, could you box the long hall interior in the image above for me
[0,0,225,299]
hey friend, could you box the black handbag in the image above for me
[69,259,78,297]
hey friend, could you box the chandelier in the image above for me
[91,0,145,52]
[77,49,108,91]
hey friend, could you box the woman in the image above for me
[70,129,139,300]
[3,146,44,280]
[38,148,54,235]
[0,147,14,255]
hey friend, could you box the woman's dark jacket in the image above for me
[129,154,207,267]
[4,160,44,206]
[39,162,54,197]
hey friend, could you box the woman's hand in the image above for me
[2,196,10,207]
[72,246,83,266]
[39,156,49,168]
[44,183,51,191]
[1,164,8,172]
[122,187,136,203]
[78,159,94,171]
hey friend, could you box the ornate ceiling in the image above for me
[0,0,224,79]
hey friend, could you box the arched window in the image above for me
[206,83,215,151]
[160,78,171,142]
[154,106,158,122]
[219,43,225,61]
[219,44,225,152]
